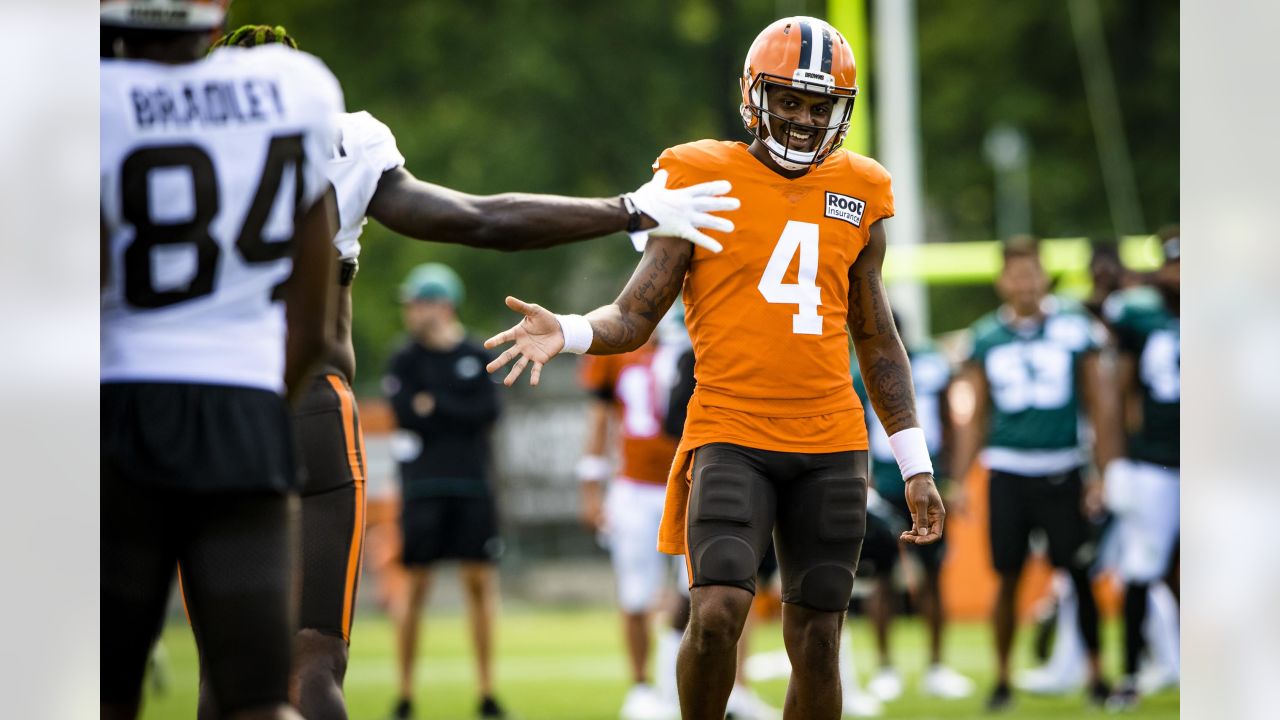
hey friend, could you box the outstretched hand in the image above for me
[901,474,946,545]
[484,296,565,386]
[626,169,739,253]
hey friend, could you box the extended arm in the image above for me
[367,167,736,252]
[848,222,944,543]
[484,234,692,386]
[368,167,628,250]
[585,235,693,353]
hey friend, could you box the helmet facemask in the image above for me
[741,72,855,171]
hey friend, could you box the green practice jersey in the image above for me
[853,346,951,497]
[1104,287,1180,468]
[967,296,1104,475]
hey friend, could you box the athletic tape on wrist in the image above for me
[888,427,934,480]
[575,455,610,483]
[556,313,593,354]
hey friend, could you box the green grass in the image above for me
[140,607,1178,719]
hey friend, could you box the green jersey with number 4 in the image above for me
[1104,288,1179,468]
[968,297,1103,475]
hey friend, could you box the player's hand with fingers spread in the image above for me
[625,169,740,253]
[484,296,564,386]
[901,473,946,545]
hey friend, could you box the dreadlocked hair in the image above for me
[210,24,299,51]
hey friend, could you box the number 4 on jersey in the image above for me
[757,220,822,335]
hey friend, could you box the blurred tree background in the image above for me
[227,0,1177,394]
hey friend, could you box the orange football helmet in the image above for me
[100,0,231,31]
[740,16,858,169]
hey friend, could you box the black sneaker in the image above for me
[478,695,507,718]
[1088,678,1113,708]
[1105,678,1139,712]
[389,698,413,720]
[986,683,1014,713]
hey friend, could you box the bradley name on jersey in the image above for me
[129,76,288,130]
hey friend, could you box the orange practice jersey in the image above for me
[661,140,892,453]
[580,345,679,486]
[655,140,893,554]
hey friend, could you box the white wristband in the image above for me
[628,230,650,252]
[556,313,594,354]
[888,427,934,480]
[575,455,610,483]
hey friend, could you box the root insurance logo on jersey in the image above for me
[824,191,866,227]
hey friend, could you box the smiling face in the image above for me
[763,84,835,154]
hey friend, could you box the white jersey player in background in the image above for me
[200,22,742,720]
[100,3,342,720]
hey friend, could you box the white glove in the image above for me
[624,169,739,253]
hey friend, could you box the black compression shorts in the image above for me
[686,443,869,612]
[101,382,298,714]
[294,373,367,641]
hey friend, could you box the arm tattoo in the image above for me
[848,268,890,341]
[868,269,890,334]
[594,240,691,353]
[865,354,917,433]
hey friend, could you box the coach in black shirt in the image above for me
[383,263,508,719]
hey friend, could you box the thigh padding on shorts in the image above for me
[694,464,753,524]
[798,563,856,612]
[817,479,867,542]
[695,536,758,585]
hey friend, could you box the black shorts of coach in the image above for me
[293,372,367,642]
[988,467,1090,575]
[400,494,502,566]
[101,382,298,715]
[686,443,869,613]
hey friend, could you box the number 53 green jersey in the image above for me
[967,297,1106,476]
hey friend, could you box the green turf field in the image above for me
[139,607,1178,719]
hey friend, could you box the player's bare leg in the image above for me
[869,575,895,669]
[622,610,652,684]
[395,567,433,708]
[990,572,1019,709]
[679,585,753,719]
[781,603,843,720]
[920,569,944,664]
[460,562,500,700]
[1065,566,1107,701]
[291,628,349,720]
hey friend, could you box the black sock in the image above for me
[1068,567,1101,653]
[1124,582,1151,677]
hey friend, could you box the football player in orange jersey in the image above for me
[487,17,944,720]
